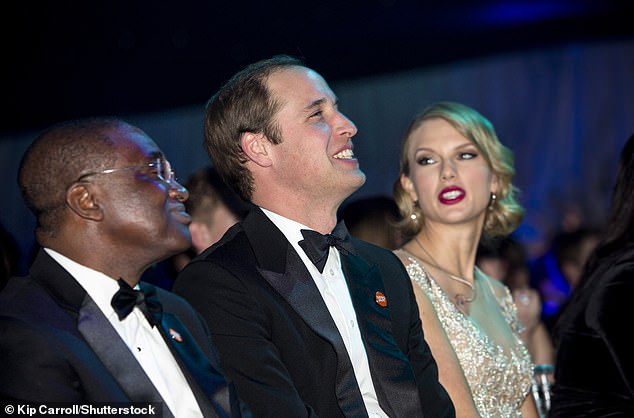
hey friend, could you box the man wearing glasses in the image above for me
[0,118,250,418]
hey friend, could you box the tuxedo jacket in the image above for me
[173,207,454,418]
[0,249,249,418]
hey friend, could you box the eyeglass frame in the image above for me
[76,157,177,183]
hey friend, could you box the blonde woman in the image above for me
[394,102,538,417]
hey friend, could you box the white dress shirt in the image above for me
[45,248,203,418]
[261,209,389,418]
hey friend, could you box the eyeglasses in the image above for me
[77,158,176,183]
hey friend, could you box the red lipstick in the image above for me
[438,186,465,205]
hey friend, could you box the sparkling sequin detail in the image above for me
[401,253,533,417]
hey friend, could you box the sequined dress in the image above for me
[397,250,534,417]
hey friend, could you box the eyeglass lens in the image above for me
[155,159,174,181]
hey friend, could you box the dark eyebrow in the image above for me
[303,96,339,113]
[304,98,327,113]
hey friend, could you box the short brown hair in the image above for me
[184,166,249,226]
[203,55,305,201]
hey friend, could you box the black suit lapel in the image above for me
[30,250,172,414]
[245,208,367,418]
[77,295,174,417]
[259,249,368,418]
[342,253,424,418]
[257,247,344,346]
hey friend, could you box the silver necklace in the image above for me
[413,237,476,307]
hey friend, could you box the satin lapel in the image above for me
[258,247,342,345]
[259,249,367,418]
[77,295,174,417]
[341,253,424,417]
[244,209,341,343]
[158,311,229,418]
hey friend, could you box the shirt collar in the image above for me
[260,207,341,274]
[43,248,121,318]
[260,207,312,246]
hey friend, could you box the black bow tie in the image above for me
[111,279,163,327]
[299,221,356,273]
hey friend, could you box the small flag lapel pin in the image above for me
[169,328,183,342]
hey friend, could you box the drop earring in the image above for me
[488,193,497,210]
[410,200,419,221]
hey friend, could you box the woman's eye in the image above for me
[417,156,435,165]
[459,152,477,160]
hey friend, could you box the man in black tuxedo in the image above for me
[0,118,249,417]
[173,55,455,417]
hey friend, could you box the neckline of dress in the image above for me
[398,248,530,361]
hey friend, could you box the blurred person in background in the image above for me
[550,134,634,416]
[171,166,249,272]
[339,195,404,250]
[531,227,600,331]
[477,236,555,369]
[143,166,249,287]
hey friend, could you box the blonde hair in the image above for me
[393,101,524,238]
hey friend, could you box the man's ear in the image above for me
[189,221,212,254]
[66,183,104,221]
[241,132,272,167]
